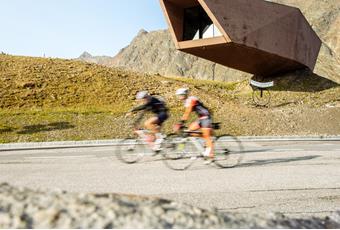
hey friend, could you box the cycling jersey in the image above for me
[131,96,168,114]
[184,96,210,118]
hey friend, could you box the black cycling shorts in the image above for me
[157,112,169,125]
[199,117,212,128]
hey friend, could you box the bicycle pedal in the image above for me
[152,145,162,152]
[126,147,135,151]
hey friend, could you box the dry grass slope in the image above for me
[0,54,339,143]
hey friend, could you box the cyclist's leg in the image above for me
[148,113,169,151]
[156,112,168,130]
[144,117,159,143]
[155,112,169,146]
[188,121,201,137]
[144,112,168,141]
[202,128,214,157]
[200,118,214,158]
[154,112,168,141]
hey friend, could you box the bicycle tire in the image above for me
[162,135,199,171]
[213,136,244,168]
[116,138,147,164]
[252,88,271,106]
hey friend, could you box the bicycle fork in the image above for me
[179,137,205,157]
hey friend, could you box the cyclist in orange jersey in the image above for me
[175,88,214,161]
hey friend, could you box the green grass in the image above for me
[0,108,183,143]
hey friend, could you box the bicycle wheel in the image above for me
[162,135,199,171]
[116,138,147,164]
[213,136,244,168]
[252,88,271,106]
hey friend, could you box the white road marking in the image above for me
[26,155,96,160]
[92,149,113,152]
[274,149,304,152]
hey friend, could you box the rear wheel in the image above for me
[213,136,244,168]
[116,138,147,164]
[162,135,199,171]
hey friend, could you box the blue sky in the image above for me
[0,0,167,58]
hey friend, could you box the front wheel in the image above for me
[116,138,147,164]
[213,136,244,168]
[162,135,199,171]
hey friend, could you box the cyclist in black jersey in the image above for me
[127,91,169,150]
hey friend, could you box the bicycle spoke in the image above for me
[252,89,271,106]
[162,136,199,170]
[213,136,244,168]
[116,138,147,164]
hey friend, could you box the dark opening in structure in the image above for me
[183,6,221,41]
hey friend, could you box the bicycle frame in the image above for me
[163,123,243,170]
[170,128,217,158]
[183,136,212,159]
[116,112,165,164]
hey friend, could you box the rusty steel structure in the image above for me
[159,0,322,77]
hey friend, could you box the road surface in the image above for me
[0,140,339,218]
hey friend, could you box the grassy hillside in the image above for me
[0,54,339,143]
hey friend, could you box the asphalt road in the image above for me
[0,140,339,218]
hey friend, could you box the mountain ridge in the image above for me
[77,0,340,83]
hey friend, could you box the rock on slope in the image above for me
[79,0,340,83]
[1,183,340,228]
[78,51,114,66]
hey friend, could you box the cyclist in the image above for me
[127,91,169,151]
[175,88,214,162]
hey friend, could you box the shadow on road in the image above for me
[271,102,299,108]
[241,149,273,154]
[238,155,320,168]
[0,127,15,134]
[17,122,75,135]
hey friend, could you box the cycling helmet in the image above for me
[176,88,189,96]
[136,91,149,100]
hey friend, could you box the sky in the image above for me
[0,0,167,58]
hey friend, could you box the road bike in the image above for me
[116,112,244,170]
[115,111,166,164]
[162,124,244,170]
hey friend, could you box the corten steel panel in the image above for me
[159,0,322,77]
[181,42,303,76]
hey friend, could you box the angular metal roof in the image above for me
[160,0,322,77]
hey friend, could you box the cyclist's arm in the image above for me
[130,104,147,113]
[182,103,193,121]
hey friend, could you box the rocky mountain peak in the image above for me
[77,0,340,83]
[79,51,93,59]
[137,29,148,37]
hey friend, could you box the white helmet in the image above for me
[176,88,189,96]
[136,91,149,100]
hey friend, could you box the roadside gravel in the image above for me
[0,183,339,228]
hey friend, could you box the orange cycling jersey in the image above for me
[182,96,210,121]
